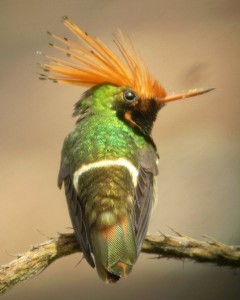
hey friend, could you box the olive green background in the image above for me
[1,0,240,299]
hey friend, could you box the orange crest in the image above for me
[41,17,166,100]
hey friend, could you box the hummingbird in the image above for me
[40,17,213,283]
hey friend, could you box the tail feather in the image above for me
[91,213,137,283]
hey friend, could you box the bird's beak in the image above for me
[160,87,215,103]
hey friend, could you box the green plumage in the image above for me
[58,84,160,282]
[62,85,147,168]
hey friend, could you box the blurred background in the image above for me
[1,0,240,299]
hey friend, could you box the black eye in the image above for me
[123,90,138,102]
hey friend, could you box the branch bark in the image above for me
[1,232,240,295]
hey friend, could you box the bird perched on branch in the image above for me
[40,17,213,283]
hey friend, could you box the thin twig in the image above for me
[0,232,240,295]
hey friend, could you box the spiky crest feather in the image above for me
[41,17,166,100]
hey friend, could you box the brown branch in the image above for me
[1,232,240,295]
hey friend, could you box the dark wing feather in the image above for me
[58,159,95,268]
[134,148,158,254]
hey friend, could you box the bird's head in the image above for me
[40,17,213,136]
